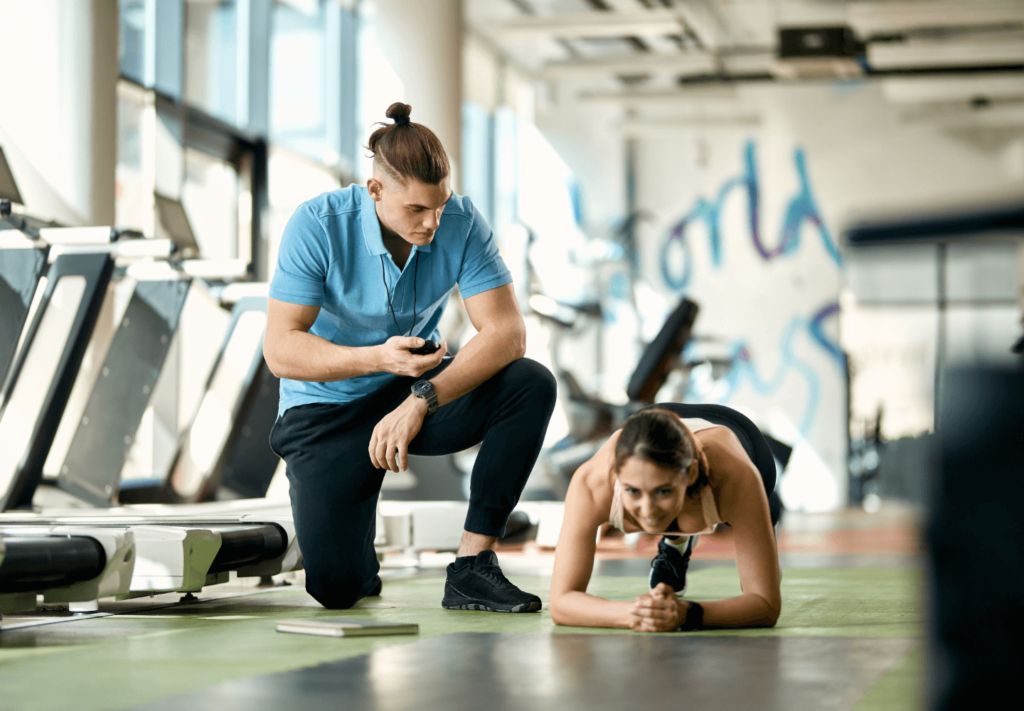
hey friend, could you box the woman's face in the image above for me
[617,456,689,534]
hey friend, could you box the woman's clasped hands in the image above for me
[629,582,686,633]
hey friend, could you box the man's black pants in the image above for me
[270,357,557,609]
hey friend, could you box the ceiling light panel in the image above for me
[541,51,717,78]
[849,2,1024,34]
[868,37,1024,69]
[882,75,1024,103]
[490,8,685,39]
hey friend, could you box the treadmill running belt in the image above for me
[0,535,107,593]
[207,524,287,574]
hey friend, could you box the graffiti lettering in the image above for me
[661,142,845,436]
[661,141,842,291]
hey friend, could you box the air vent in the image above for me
[773,26,863,80]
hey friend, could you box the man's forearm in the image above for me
[429,324,525,406]
[265,330,380,382]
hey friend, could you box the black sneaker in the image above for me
[649,536,695,594]
[442,550,542,613]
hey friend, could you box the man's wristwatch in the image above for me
[678,601,704,631]
[411,380,439,415]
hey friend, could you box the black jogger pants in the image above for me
[270,357,557,609]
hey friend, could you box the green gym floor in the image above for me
[0,506,922,711]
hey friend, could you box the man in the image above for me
[264,102,556,612]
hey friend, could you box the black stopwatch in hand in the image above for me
[409,339,441,355]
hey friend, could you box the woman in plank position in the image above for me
[550,404,782,632]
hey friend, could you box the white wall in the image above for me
[535,100,626,235]
[536,79,1023,511]
[359,0,462,188]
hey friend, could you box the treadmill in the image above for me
[163,295,280,503]
[0,222,300,609]
[0,526,135,617]
[0,244,49,394]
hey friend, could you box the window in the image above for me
[119,0,147,84]
[119,0,184,99]
[115,81,150,232]
[182,147,244,261]
[462,102,494,227]
[271,0,358,170]
[267,148,342,279]
[185,0,240,126]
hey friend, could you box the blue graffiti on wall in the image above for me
[808,301,845,369]
[661,141,842,292]
[661,142,845,437]
[709,301,842,436]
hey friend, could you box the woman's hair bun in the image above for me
[386,102,412,123]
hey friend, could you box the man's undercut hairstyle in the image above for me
[614,408,708,497]
[367,102,450,186]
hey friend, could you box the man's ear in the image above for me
[366,177,383,202]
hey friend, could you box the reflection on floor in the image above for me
[0,505,922,711]
[136,634,919,711]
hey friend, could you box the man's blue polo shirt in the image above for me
[269,184,512,416]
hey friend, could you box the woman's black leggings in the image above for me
[642,403,782,527]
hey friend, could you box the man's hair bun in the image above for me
[366,101,449,185]
[386,102,412,124]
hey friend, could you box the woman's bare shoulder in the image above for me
[700,428,766,516]
[567,431,621,512]
[700,427,750,467]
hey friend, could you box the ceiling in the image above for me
[465,0,1024,120]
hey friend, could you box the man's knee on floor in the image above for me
[306,572,370,610]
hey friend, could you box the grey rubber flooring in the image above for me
[132,632,915,711]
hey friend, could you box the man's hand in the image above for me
[369,396,430,472]
[375,337,447,377]
[629,583,686,632]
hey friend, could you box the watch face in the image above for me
[413,381,430,396]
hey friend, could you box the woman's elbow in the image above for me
[548,596,570,626]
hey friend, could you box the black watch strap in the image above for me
[678,601,704,631]
[411,380,439,415]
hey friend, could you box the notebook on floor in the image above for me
[276,619,419,638]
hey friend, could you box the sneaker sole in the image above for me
[441,599,542,613]
[649,567,687,596]
[648,579,688,596]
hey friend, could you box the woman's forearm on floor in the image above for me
[549,591,634,629]
[698,592,780,628]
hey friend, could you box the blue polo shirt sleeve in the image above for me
[269,202,331,306]
[456,197,513,299]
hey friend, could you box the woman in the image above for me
[549,404,782,632]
